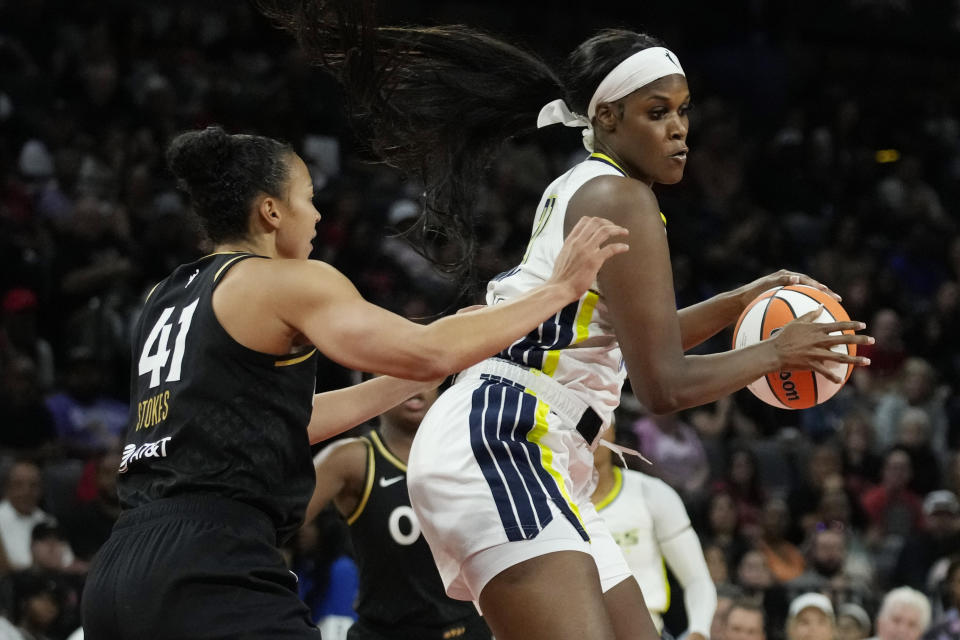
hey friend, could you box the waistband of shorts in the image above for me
[456,357,603,446]
[115,494,275,538]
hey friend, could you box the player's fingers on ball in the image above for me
[822,320,866,333]
[797,307,823,322]
[797,274,842,301]
[809,360,842,383]
[818,347,870,366]
[823,334,874,346]
[834,353,871,366]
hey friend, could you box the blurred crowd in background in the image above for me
[1,1,960,639]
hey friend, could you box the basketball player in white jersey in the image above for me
[261,7,875,640]
[593,424,717,639]
[399,33,873,640]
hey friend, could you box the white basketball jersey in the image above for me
[487,153,629,426]
[595,467,691,622]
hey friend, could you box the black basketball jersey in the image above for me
[117,252,317,543]
[349,430,481,631]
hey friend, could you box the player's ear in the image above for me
[594,101,620,132]
[255,195,282,231]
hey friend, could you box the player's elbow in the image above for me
[628,359,688,414]
[644,393,680,416]
[410,361,450,382]
[406,345,454,381]
[634,380,681,415]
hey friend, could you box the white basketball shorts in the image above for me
[407,358,632,603]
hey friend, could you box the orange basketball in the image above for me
[731,284,856,409]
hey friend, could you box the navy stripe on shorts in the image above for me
[468,376,588,542]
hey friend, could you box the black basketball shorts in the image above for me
[82,495,321,640]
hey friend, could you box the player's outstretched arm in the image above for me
[569,176,871,414]
[274,216,627,382]
[306,376,442,444]
[676,269,841,351]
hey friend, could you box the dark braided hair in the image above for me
[259,1,663,277]
[166,126,294,244]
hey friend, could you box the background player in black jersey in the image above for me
[305,380,492,640]
[79,126,627,639]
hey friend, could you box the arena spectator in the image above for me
[874,358,949,457]
[786,593,836,640]
[840,412,883,498]
[0,461,53,572]
[59,450,121,563]
[861,448,924,548]
[892,408,942,498]
[716,446,767,539]
[873,587,931,640]
[725,600,767,640]
[789,444,846,534]
[839,603,873,640]
[712,585,746,640]
[703,490,753,576]
[758,497,806,584]
[787,525,873,611]
[43,348,127,459]
[0,358,57,458]
[893,492,960,592]
[924,557,960,640]
[632,410,711,498]
[0,288,54,390]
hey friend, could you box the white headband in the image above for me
[537,46,685,151]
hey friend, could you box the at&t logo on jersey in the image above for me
[119,436,172,473]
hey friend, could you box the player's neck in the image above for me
[591,143,654,187]
[380,423,415,463]
[215,236,277,258]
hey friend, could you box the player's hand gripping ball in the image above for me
[732,284,855,409]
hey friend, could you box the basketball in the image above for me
[732,284,856,409]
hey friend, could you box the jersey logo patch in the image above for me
[185,269,199,287]
[379,475,404,488]
[119,436,172,473]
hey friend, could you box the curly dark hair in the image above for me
[166,126,294,244]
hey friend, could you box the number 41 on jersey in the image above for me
[138,299,198,389]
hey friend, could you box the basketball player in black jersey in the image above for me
[306,382,492,640]
[79,127,627,638]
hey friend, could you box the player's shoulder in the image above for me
[313,436,371,468]
[228,257,351,303]
[630,469,680,499]
[241,256,341,281]
[568,173,659,227]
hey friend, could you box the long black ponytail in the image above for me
[259,2,664,280]
[259,0,564,279]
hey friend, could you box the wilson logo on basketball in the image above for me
[778,370,800,402]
